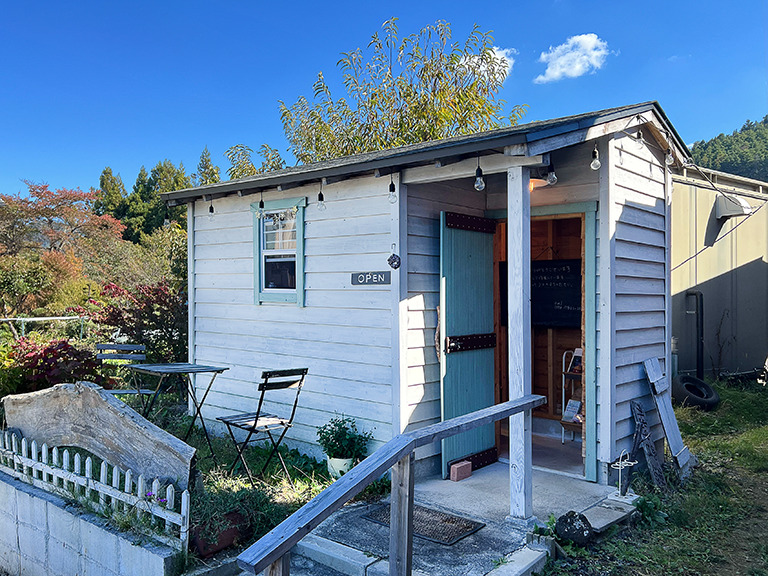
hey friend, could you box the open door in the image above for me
[439,212,497,478]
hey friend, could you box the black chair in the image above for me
[217,368,308,485]
[97,343,154,408]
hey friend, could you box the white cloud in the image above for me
[493,46,517,78]
[533,34,610,84]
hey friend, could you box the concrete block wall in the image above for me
[0,470,183,576]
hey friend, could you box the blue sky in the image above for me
[1,1,766,196]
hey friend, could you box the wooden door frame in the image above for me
[486,201,598,482]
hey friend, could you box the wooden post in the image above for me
[390,452,415,576]
[266,553,290,575]
[507,165,533,521]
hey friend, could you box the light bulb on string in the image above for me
[317,183,326,211]
[258,192,265,217]
[388,174,397,204]
[474,157,485,192]
[546,163,558,186]
[207,197,214,221]
[635,129,644,149]
[590,145,601,171]
[665,148,675,166]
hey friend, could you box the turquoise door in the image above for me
[439,212,497,478]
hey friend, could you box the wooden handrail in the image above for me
[237,394,546,575]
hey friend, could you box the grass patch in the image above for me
[538,380,768,576]
[143,400,387,559]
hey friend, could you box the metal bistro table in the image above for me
[126,363,229,461]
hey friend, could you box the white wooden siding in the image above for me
[609,133,669,458]
[191,177,395,454]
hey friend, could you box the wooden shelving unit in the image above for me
[561,349,583,443]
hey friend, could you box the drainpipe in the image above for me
[686,290,704,379]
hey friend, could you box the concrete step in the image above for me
[581,495,638,534]
[293,532,545,576]
[484,547,548,576]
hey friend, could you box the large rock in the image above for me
[2,381,196,490]
[555,511,594,546]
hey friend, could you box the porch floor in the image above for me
[308,463,618,576]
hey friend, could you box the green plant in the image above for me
[190,470,287,543]
[0,337,105,398]
[93,281,187,363]
[316,416,373,460]
[635,494,668,528]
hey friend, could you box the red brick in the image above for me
[450,461,472,482]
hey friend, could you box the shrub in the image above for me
[0,337,105,397]
[93,281,187,363]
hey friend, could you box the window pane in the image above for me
[264,255,296,289]
[264,213,296,250]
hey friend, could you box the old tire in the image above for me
[671,375,720,411]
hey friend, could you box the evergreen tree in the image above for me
[95,167,126,217]
[192,146,221,186]
[691,116,768,182]
[120,162,190,243]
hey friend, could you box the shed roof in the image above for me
[163,101,687,206]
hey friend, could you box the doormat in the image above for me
[362,504,484,546]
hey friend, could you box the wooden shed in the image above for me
[163,102,686,519]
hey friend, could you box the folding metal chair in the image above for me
[97,343,154,410]
[216,368,308,486]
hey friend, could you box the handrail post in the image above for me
[267,552,290,575]
[390,452,414,576]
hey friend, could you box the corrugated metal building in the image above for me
[671,168,768,376]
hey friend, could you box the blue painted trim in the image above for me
[251,197,307,307]
[495,201,600,480]
[531,201,597,217]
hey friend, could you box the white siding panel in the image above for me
[608,132,669,461]
[402,181,489,461]
[190,177,396,454]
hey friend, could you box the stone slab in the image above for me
[581,499,636,533]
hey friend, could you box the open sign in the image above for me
[351,271,391,285]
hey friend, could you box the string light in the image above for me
[317,182,326,211]
[546,163,558,186]
[474,156,486,192]
[590,144,601,171]
[388,174,397,204]
[635,129,644,149]
[665,148,675,166]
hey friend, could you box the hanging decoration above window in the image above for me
[255,206,299,223]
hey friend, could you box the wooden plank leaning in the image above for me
[642,358,695,477]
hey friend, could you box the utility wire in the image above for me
[671,199,766,272]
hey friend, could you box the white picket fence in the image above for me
[0,431,190,551]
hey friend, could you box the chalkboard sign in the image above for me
[531,259,581,328]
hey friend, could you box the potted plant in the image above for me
[317,416,373,478]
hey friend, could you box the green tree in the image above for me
[226,18,526,177]
[95,167,127,217]
[192,146,222,186]
[120,161,190,242]
[0,254,51,318]
[691,116,768,181]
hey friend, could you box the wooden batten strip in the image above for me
[99,462,108,507]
